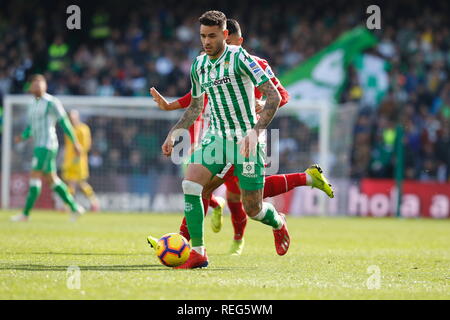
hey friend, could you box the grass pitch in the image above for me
[0,210,449,300]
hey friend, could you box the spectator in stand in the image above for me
[0,0,449,182]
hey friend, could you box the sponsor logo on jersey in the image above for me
[202,76,232,89]
[253,67,262,74]
[265,66,274,77]
[243,161,255,175]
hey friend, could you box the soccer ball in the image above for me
[155,233,191,267]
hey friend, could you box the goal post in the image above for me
[1,94,356,214]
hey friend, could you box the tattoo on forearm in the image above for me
[254,81,281,132]
[170,96,203,132]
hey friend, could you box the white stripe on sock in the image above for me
[192,246,205,256]
[283,174,288,192]
[29,179,42,188]
[251,207,266,221]
[182,180,203,196]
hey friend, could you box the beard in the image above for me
[205,42,224,57]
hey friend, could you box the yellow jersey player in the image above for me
[62,110,100,211]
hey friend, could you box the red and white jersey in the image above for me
[252,55,289,106]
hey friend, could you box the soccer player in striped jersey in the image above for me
[161,10,290,268]
[149,19,334,256]
[11,74,85,222]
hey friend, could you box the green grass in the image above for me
[0,210,449,300]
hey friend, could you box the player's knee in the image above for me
[30,171,43,179]
[182,180,203,196]
[201,183,215,199]
[42,174,53,185]
[202,188,212,199]
[242,201,262,217]
[46,174,60,186]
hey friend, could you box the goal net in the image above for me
[1,95,357,215]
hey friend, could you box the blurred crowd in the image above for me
[1,0,449,181]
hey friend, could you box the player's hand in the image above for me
[14,136,23,144]
[150,87,170,110]
[238,129,258,158]
[255,99,265,114]
[162,134,174,157]
[74,142,82,157]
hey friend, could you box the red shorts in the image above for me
[216,164,241,195]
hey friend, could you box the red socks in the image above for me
[263,173,307,198]
[209,194,219,208]
[180,173,307,241]
[228,201,247,241]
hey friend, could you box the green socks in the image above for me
[23,179,42,216]
[52,179,78,212]
[251,202,283,229]
[182,181,205,248]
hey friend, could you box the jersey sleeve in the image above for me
[190,60,204,98]
[177,92,193,108]
[277,83,290,107]
[50,97,67,119]
[237,48,270,87]
[21,125,32,140]
[255,57,290,107]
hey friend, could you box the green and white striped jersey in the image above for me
[26,93,67,150]
[190,45,270,141]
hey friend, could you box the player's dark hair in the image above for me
[226,19,241,37]
[199,10,227,29]
[30,74,46,82]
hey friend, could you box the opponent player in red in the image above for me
[149,19,333,255]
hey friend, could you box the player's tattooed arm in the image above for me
[170,95,203,131]
[254,80,281,133]
[239,81,281,158]
[162,95,203,156]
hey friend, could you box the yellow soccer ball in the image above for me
[155,233,191,267]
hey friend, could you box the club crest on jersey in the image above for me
[224,61,230,69]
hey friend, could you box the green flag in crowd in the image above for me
[353,53,390,108]
[280,27,378,102]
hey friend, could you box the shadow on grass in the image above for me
[0,264,245,272]
[25,252,149,256]
[0,264,167,271]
